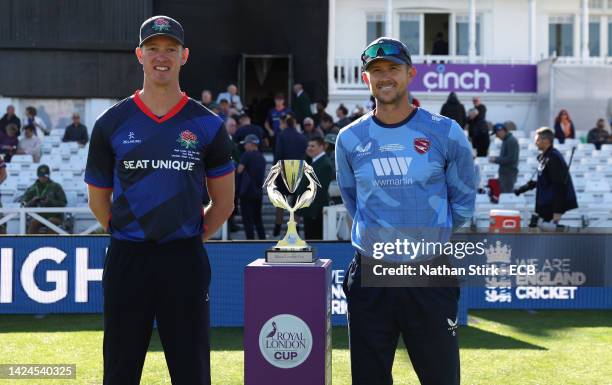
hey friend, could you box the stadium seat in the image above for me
[585,179,610,193]
[9,154,33,164]
[498,193,526,209]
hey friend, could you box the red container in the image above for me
[490,209,521,233]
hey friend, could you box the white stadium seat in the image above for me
[585,179,610,193]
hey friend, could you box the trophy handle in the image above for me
[293,164,322,211]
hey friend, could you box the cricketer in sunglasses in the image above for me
[335,38,476,385]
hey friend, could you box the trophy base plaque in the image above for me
[265,248,315,263]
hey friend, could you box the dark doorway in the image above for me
[424,13,450,55]
[239,55,293,127]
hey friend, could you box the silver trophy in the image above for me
[263,159,321,263]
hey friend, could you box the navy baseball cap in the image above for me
[37,164,50,178]
[361,37,412,71]
[139,15,185,47]
[491,123,507,135]
[240,134,260,145]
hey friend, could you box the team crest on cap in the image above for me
[152,17,171,32]
[414,138,430,154]
[177,130,199,149]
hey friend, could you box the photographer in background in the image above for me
[514,127,577,228]
[21,164,67,234]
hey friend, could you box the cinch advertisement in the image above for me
[411,63,537,93]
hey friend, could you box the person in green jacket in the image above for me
[299,137,333,240]
[22,164,67,234]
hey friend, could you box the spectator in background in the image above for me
[0,156,6,233]
[234,114,265,148]
[336,104,351,129]
[467,108,489,157]
[431,32,449,55]
[350,106,365,122]
[324,133,338,176]
[272,114,307,236]
[489,123,519,193]
[22,164,67,234]
[201,89,218,111]
[24,106,49,136]
[299,137,333,240]
[408,91,420,107]
[440,92,466,128]
[0,123,19,162]
[217,99,230,121]
[265,93,292,148]
[472,97,487,121]
[302,117,324,140]
[514,127,577,226]
[224,117,241,164]
[607,97,612,127]
[319,115,337,135]
[224,117,241,234]
[587,118,610,150]
[216,84,243,113]
[62,113,89,146]
[237,134,267,240]
[312,100,332,127]
[0,105,21,135]
[554,109,575,144]
[292,83,312,125]
[17,125,41,162]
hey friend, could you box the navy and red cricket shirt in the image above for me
[85,91,235,243]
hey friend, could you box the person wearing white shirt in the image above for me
[216,84,243,112]
[17,124,42,162]
[24,106,49,136]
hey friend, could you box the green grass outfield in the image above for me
[0,310,611,385]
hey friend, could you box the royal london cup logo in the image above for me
[177,130,199,150]
[258,314,313,369]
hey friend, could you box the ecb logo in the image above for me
[258,314,312,369]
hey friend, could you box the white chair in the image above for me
[9,154,33,164]
[564,138,579,147]
[498,193,526,209]
[585,179,610,193]
[45,135,61,147]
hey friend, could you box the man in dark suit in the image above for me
[299,137,333,240]
[514,127,577,225]
[292,83,312,125]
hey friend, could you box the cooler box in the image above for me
[489,209,521,233]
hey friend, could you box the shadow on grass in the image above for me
[469,310,612,338]
[6,311,608,353]
[459,325,546,350]
[0,314,103,333]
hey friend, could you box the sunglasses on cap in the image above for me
[361,42,412,67]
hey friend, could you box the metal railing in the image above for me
[0,207,229,239]
[0,207,100,235]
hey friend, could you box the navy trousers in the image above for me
[102,236,211,385]
[343,256,460,385]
